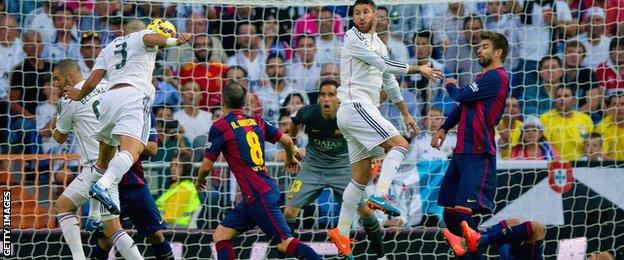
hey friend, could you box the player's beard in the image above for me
[355,19,374,33]
[478,56,492,67]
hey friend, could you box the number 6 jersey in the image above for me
[203,110,283,204]
[93,29,158,95]
[56,80,108,166]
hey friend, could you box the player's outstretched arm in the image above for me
[195,158,214,191]
[52,130,68,144]
[63,69,106,101]
[444,72,501,102]
[143,32,192,48]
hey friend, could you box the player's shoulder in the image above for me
[344,27,365,43]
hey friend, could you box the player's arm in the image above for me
[53,100,73,144]
[143,33,192,48]
[196,125,224,191]
[444,71,502,102]
[53,129,68,144]
[432,104,463,149]
[347,33,441,79]
[383,73,419,136]
[195,158,214,191]
[62,69,106,101]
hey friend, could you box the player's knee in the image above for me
[102,219,122,238]
[383,135,409,150]
[147,231,165,244]
[283,206,300,219]
[276,237,294,253]
[98,236,113,251]
[54,195,75,214]
[503,218,521,227]
[529,221,545,241]
[213,225,235,243]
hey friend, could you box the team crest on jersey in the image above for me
[468,82,479,92]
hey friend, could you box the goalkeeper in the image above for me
[283,80,386,259]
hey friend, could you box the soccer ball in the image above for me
[147,18,177,38]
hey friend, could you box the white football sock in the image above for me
[375,147,407,197]
[337,180,366,236]
[111,229,144,260]
[97,150,134,189]
[57,212,86,260]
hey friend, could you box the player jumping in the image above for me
[329,0,443,256]
[445,218,545,259]
[52,59,144,259]
[431,31,510,260]
[283,80,386,259]
[195,82,322,260]
[63,19,191,214]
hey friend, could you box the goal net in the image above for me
[1,0,623,259]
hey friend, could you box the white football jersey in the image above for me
[93,29,158,95]
[56,80,107,166]
[338,27,409,106]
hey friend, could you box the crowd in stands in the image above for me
[1,0,624,229]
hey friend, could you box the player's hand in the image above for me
[444,78,458,87]
[284,157,301,175]
[431,129,446,149]
[62,87,82,101]
[418,65,443,80]
[403,115,420,137]
[176,33,192,46]
[195,176,207,192]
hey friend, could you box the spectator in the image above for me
[162,3,208,33]
[579,132,613,161]
[256,54,292,125]
[42,6,81,63]
[264,113,306,162]
[293,6,344,47]
[178,34,228,110]
[261,12,292,61]
[410,30,453,116]
[77,32,102,78]
[165,13,228,69]
[379,89,418,136]
[89,1,123,45]
[225,66,262,117]
[36,79,60,154]
[156,150,201,228]
[315,8,342,64]
[152,106,191,163]
[510,115,560,160]
[522,56,563,116]
[445,16,483,88]
[279,92,306,116]
[152,65,181,110]
[9,30,51,154]
[173,81,213,144]
[376,6,409,63]
[210,106,223,121]
[226,22,266,86]
[217,5,262,55]
[596,37,624,89]
[482,0,521,70]
[0,14,24,154]
[570,7,612,70]
[496,97,523,159]
[563,41,601,118]
[540,85,594,161]
[406,107,457,162]
[289,35,321,100]
[24,1,78,44]
[594,91,624,160]
[319,62,340,83]
[509,0,575,91]
[569,0,624,36]
[437,3,480,46]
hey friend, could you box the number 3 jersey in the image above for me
[56,80,108,166]
[93,29,158,96]
[203,109,283,204]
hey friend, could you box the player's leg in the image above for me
[283,163,326,232]
[478,220,544,260]
[90,232,113,260]
[373,135,408,207]
[100,185,143,259]
[213,225,241,260]
[124,185,174,260]
[250,189,321,259]
[357,205,385,259]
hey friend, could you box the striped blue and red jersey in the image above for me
[204,109,283,204]
[441,67,509,155]
[119,115,159,188]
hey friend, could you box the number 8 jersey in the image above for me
[93,29,158,95]
[203,110,283,204]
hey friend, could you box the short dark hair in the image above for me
[318,79,340,92]
[298,34,316,46]
[377,6,389,14]
[51,5,74,15]
[555,84,576,97]
[538,55,563,71]
[413,30,433,46]
[227,65,248,78]
[586,132,603,140]
[565,40,586,54]
[172,150,194,179]
[480,31,509,60]
[266,53,285,65]
[222,81,247,109]
[352,0,376,10]
[463,15,483,30]
[609,37,624,51]
[54,59,81,74]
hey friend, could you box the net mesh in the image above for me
[0,0,623,259]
